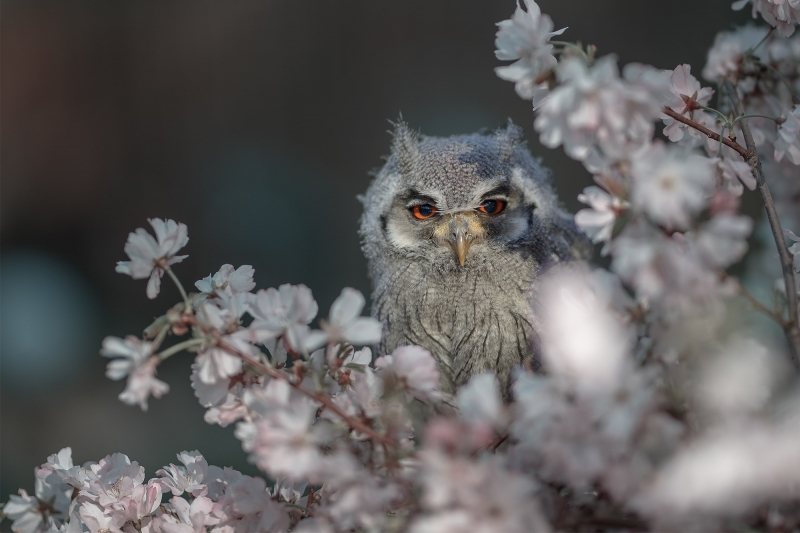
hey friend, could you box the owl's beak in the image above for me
[445,213,482,267]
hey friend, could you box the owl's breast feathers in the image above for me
[373,253,539,393]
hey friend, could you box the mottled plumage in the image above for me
[360,121,583,392]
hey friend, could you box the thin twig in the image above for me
[216,337,394,447]
[723,81,800,367]
[723,272,787,326]
[662,107,749,158]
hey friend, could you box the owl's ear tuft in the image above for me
[388,116,420,174]
[495,119,523,164]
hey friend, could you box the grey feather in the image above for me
[360,121,585,393]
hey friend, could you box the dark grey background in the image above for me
[1,0,744,496]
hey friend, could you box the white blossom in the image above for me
[101,336,169,410]
[637,414,800,518]
[712,156,757,194]
[196,264,255,295]
[733,0,800,37]
[703,25,768,84]
[663,64,715,142]
[115,218,189,299]
[456,373,505,430]
[248,284,318,351]
[774,104,800,164]
[155,451,209,497]
[303,288,382,350]
[575,185,627,247]
[630,143,714,229]
[695,214,753,268]
[536,266,634,394]
[787,228,800,272]
[375,345,442,401]
[494,0,566,102]
[535,56,668,163]
[193,302,254,385]
[236,380,329,482]
[411,452,550,533]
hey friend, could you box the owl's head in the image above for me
[360,120,580,275]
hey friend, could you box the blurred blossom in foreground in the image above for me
[637,411,800,519]
[536,265,634,394]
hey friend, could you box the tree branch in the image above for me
[662,107,749,158]
[722,82,800,367]
[216,337,395,447]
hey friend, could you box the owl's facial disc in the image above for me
[432,213,485,267]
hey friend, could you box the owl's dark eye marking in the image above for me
[478,199,507,215]
[410,203,438,220]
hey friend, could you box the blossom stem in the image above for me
[746,27,773,55]
[151,323,171,352]
[661,107,749,158]
[165,266,192,313]
[723,81,800,368]
[698,104,732,126]
[157,338,205,361]
[732,113,783,125]
[723,273,788,326]
[215,337,394,447]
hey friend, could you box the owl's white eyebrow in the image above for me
[479,184,510,200]
[403,189,442,206]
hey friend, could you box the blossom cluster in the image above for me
[4,0,800,531]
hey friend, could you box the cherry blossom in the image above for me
[702,25,767,84]
[536,266,634,394]
[575,185,628,248]
[115,218,189,299]
[375,345,442,401]
[494,0,566,102]
[193,302,251,385]
[534,56,668,163]
[248,284,319,351]
[774,104,800,164]
[302,288,382,350]
[236,380,330,482]
[101,336,169,410]
[630,142,714,229]
[663,64,715,142]
[733,0,800,36]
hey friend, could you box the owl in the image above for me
[360,121,585,393]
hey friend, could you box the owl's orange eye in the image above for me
[478,199,507,215]
[410,203,438,220]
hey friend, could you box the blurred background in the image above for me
[1,0,744,495]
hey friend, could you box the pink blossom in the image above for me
[115,218,189,299]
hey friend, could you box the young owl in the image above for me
[360,121,585,393]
